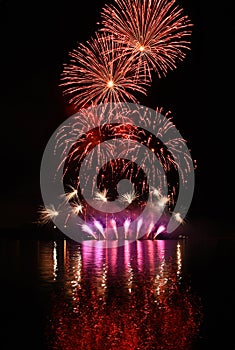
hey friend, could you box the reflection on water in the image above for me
[38,240,202,349]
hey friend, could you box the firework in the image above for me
[153,224,166,239]
[38,205,59,225]
[120,190,139,204]
[94,220,106,239]
[146,222,155,238]
[151,186,162,198]
[124,218,131,239]
[57,104,185,201]
[81,224,98,239]
[110,219,119,239]
[94,189,109,202]
[136,218,143,239]
[39,0,194,242]
[100,0,192,78]
[157,195,169,208]
[60,185,78,203]
[173,211,185,224]
[71,201,83,215]
[40,102,194,241]
[60,33,150,110]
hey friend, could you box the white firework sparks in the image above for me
[120,190,139,204]
[94,189,109,202]
[60,185,78,203]
[38,205,59,225]
[173,212,185,225]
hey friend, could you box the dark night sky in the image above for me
[0,0,234,234]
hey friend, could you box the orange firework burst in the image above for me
[60,33,150,110]
[100,0,192,78]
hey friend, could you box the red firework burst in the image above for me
[60,33,150,110]
[100,0,192,78]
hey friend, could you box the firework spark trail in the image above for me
[139,107,191,184]
[100,0,192,78]
[60,33,150,110]
[151,186,162,198]
[124,218,131,239]
[94,220,106,239]
[157,196,169,208]
[153,224,166,239]
[120,190,139,204]
[42,103,193,239]
[39,0,194,241]
[60,185,78,203]
[55,104,189,211]
[94,189,109,202]
[38,205,59,225]
[136,218,143,239]
[173,212,185,225]
[81,224,98,239]
[55,105,131,177]
[110,219,119,239]
[71,201,83,215]
[146,222,155,238]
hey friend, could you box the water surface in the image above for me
[0,236,235,349]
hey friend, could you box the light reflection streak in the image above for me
[41,240,202,349]
[53,241,57,281]
[137,240,143,273]
[124,242,134,293]
[177,241,182,277]
[154,241,166,296]
[63,239,66,267]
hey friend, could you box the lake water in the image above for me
[0,236,235,349]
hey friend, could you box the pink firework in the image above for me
[100,0,192,78]
[60,33,150,110]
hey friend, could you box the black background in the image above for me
[0,0,234,235]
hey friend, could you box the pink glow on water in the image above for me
[156,239,166,260]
